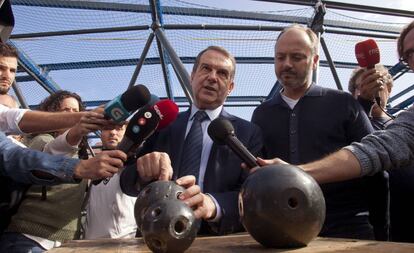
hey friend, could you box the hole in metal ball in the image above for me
[150,238,163,249]
[176,191,183,199]
[151,207,162,218]
[288,197,298,209]
[174,217,189,235]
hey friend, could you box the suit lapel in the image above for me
[170,110,190,180]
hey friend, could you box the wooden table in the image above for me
[47,233,414,252]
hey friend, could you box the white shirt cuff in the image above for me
[205,193,222,223]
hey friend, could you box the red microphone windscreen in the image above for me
[355,39,380,68]
[153,99,179,129]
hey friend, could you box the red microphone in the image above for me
[152,99,179,129]
[355,38,381,105]
[117,99,179,155]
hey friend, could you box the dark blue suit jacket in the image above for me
[121,109,263,235]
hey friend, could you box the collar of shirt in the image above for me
[189,104,223,123]
[272,82,323,106]
[184,104,223,193]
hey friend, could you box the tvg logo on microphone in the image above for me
[110,108,126,121]
[104,96,130,123]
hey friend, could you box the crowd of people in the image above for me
[0,19,413,252]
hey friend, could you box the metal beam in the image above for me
[388,85,414,104]
[12,81,29,108]
[65,96,266,108]
[389,95,414,114]
[154,28,193,102]
[254,0,414,18]
[320,36,343,90]
[266,80,282,100]
[10,24,398,41]
[10,40,60,93]
[11,0,402,34]
[12,0,150,12]
[163,24,285,31]
[323,28,398,39]
[16,57,399,80]
[151,0,175,100]
[10,25,150,39]
[128,32,155,89]
[155,35,174,99]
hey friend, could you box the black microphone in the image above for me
[93,100,179,185]
[208,118,258,169]
[104,84,151,123]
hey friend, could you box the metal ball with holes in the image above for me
[134,181,186,232]
[141,199,197,253]
[239,164,326,248]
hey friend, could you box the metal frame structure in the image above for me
[8,0,414,112]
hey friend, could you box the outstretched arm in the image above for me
[0,131,126,185]
[300,149,362,184]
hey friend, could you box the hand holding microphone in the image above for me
[104,84,151,123]
[93,99,179,185]
[355,39,384,106]
[117,99,179,155]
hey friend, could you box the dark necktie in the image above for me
[179,111,208,182]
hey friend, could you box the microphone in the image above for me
[93,99,179,185]
[117,99,179,154]
[104,84,151,123]
[355,39,381,106]
[207,118,258,169]
[148,94,160,106]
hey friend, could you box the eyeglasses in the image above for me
[400,49,414,65]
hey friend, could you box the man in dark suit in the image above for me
[121,46,263,235]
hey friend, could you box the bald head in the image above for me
[276,25,319,55]
[274,25,319,98]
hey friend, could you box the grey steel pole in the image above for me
[128,32,155,89]
[11,81,29,108]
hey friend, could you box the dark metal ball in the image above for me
[239,164,326,248]
[141,199,197,253]
[134,181,185,231]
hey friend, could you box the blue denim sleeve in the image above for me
[0,132,80,185]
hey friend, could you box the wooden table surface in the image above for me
[47,233,414,253]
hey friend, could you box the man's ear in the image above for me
[228,81,235,95]
[312,54,319,70]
